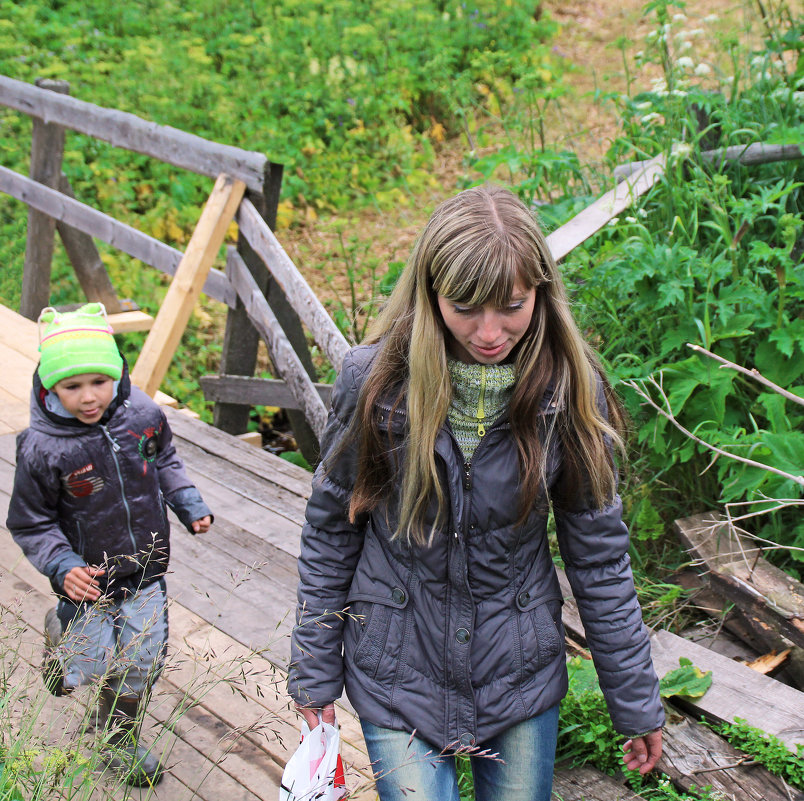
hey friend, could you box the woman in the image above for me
[289,185,664,800]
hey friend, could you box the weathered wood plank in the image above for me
[237,199,350,372]
[201,374,333,410]
[675,512,804,649]
[20,79,69,320]
[552,765,648,800]
[131,174,245,397]
[545,153,667,262]
[56,172,124,313]
[614,142,804,181]
[659,712,800,801]
[0,341,37,402]
[174,435,307,525]
[0,75,270,195]
[0,166,235,307]
[166,407,313,497]
[226,247,329,438]
[651,628,804,753]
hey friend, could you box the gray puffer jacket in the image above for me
[7,363,211,598]
[289,344,664,750]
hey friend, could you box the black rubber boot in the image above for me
[98,688,164,786]
[42,606,70,696]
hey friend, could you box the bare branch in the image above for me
[623,376,804,489]
[688,343,804,407]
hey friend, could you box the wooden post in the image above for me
[131,173,245,397]
[56,173,124,313]
[20,78,69,320]
[214,163,322,465]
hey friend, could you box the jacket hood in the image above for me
[29,357,132,437]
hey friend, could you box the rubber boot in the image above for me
[98,687,164,786]
[42,606,70,697]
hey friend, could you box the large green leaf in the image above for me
[659,657,713,699]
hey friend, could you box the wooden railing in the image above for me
[6,75,798,463]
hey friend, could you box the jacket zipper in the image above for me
[476,365,486,438]
[101,425,138,552]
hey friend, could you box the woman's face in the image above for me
[437,279,536,364]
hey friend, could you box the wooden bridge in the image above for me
[2,75,804,801]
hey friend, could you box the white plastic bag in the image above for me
[279,716,346,801]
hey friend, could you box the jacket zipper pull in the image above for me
[101,425,121,452]
[477,364,486,437]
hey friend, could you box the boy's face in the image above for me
[51,373,115,424]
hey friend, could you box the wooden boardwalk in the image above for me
[0,304,375,801]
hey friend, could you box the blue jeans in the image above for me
[360,705,559,801]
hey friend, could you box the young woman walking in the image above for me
[289,184,664,800]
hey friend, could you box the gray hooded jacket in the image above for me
[289,344,664,750]
[7,363,211,597]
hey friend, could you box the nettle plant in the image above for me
[551,2,804,569]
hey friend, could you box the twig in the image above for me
[688,343,804,408]
[690,756,759,774]
[624,376,804,488]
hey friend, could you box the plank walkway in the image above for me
[0,304,376,801]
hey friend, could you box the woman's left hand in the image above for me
[622,728,663,774]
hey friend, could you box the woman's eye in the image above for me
[452,305,476,315]
[504,302,525,312]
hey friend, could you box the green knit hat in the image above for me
[37,303,123,390]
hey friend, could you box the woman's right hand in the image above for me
[295,702,336,729]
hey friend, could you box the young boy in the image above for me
[6,303,212,786]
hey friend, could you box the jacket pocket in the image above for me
[517,595,564,673]
[349,600,395,679]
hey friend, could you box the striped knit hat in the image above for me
[37,303,123,390]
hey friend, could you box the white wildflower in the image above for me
[678,40,692,52]
[694,63,711,76]
[672,13,687,22]
[703,14,718,23]
[676,56,695,70]
[640,112,662,124]
[625,216,637,224]
[608,217,620,227]
[635,100,653,111]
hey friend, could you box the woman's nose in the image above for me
[477,311,502,342]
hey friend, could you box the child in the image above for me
[6,303,212,786]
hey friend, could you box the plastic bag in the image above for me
[279,715,346,801]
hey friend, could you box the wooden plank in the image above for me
[545,153,667,262]
[0,166,235,307]
[659,712,800,801]
[236,431,262,447]
[201,374,332,410]
[20,79,68,320]
[166,407,313,497]
[238,199,350,372]
[56,172,125,313]
[675,513,804,649]
[226,248,328,438]
[0,341,38,402]
[108,310,154,333]
[131,174,245,397]
[552,765,648,800]
[650,628,804,753]
[614,142,804,181]
[0,304,40,357]
[0,386,29,432]
[0,75,269,195]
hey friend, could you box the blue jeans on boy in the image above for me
[55,579,168,697]
[361,703,559,801]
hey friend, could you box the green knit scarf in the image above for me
[447,357,516,460]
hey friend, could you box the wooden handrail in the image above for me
[0,75,269,194]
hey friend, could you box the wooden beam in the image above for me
[614,142,804,181]
[20,79,69,320]
[226,248,328,438]
[552,766,648,800]
[659,712,799,801]
[200,374,332,409]
[546,153,667,262]
[56,173,124,313]
[130,174,245,397]
[0,75,269,194]
[107,310,154,334]
[0,166,235,307]
[237,198,350,372]
[650,628,804,754]
[675,513,804,650]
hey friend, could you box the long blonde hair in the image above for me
[342,184,624,545]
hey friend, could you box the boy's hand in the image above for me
[192,515,211,534]
[62,565,105,603]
